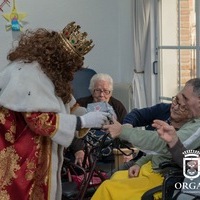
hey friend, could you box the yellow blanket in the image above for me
[91,161,163,200]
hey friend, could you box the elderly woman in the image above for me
[77,73,127,123]
[68,73,128,166]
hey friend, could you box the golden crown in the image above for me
[59,22,94,58]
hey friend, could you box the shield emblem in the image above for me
[183,157,200,180]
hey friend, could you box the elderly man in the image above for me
[152,78,200,200]
[108,94,185,175]
[153,119,200,199]
[91,78,200,200]
[103,78,200,154]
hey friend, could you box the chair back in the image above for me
[72,68,97,100]
[112,83,133,112]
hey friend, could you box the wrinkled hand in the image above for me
[80,111,109,128]
[103,118,122,138]
[74,150,85,166]
[128,164,140,178]
[152,120,178,147]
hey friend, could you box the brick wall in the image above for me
[180,0,196,87]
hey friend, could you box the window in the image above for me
[157,0,200,102]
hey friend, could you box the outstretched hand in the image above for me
[103,118,122,138]
[152,119,179,147]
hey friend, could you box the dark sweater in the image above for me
[123,103,171,130]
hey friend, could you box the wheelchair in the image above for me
[62,130,110,200]
[141,161,200,200]
[61,129,137,200]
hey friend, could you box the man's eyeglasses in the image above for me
[171,96,187,112]
[94,89,111,95]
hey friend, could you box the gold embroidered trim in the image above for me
[27,136,51,200]
[24,112,58,137]
[0,146,21,199]
[0,190,10,200]
[0,107,16,143]
[0,106,8,124]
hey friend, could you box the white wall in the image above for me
[0,0,134,84]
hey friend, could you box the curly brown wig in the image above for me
[7,28,84,103]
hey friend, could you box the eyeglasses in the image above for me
[94,89,111,95]
[171,96,188,112]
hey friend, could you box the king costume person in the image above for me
[0,22,109,200]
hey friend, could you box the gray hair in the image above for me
[89,73,113,91]
[185,78,200,97]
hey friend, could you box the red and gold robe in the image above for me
[0,107,78,200]
[0,62,80,200]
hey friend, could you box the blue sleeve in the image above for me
[123,103,171,129]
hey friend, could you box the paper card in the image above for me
[87,102,117,119]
